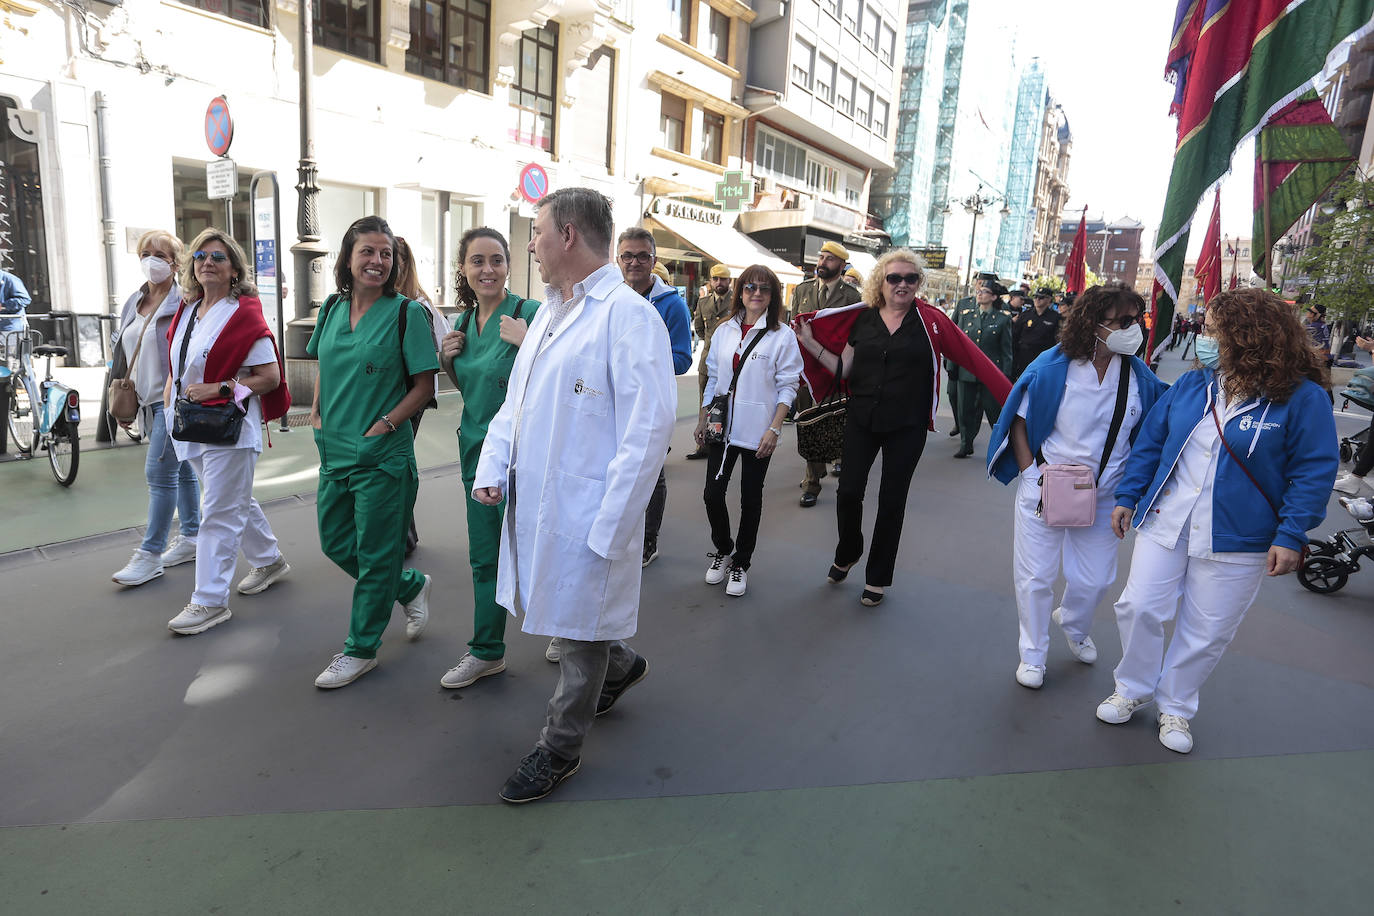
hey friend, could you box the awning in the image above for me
[647,213,804,285]
[847,251,878,280]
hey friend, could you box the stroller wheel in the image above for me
[1298,556,1350,594]
[1340,441,1354,464]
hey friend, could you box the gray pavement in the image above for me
[1,353,1372,913]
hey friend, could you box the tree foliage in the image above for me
[1295,171,1374,322]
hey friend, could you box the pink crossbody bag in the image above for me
[1036,356,1130,528]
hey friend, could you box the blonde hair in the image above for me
[180,228,256,302]
[135,229,186,275]
[861,248,926,309]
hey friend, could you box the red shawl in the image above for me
[792,299,1011,431]
[167,295,291,422]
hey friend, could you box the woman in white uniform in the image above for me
[987,283,1168,689]
[164,229,291,636]
[1101,287,1337,753]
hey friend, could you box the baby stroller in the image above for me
[1298,497,1374,594]
[1336,373,1374,464]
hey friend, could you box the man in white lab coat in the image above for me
[474,188,677,804]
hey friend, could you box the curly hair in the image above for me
[860,248,926,309]
[1206,287,1329,403]
[1058,282,1144,361]
[453,227,511,310]
[728,264,783,330]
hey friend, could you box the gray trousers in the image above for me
[537,638,637,760]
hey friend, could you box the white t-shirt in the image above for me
[1017,357,1143,494]
[168,297,276,459]
[120,311,167,405]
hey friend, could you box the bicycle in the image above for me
[2,327,81,485]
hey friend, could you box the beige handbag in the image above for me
[108,313,150,424]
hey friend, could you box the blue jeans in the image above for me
[141,402,201,553]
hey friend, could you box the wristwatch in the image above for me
[218,380,232,398]
[768,426,782,436]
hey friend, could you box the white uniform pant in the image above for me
[187,447,279,608]
[1111,534,1264,718]
[1013,472,1119,665]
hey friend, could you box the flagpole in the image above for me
[1262,129,1274,287]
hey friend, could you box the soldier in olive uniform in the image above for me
[687,264,736,459]
[945,294,977,439]
[792,240,863,507]
[954,281,1013,457]
[1010,287,1062,380]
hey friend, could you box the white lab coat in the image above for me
[473,263,676,640]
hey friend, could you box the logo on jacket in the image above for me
[1238,416,1280,432]
[573,378,604,397]
[365,362,380,375]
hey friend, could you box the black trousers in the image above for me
[703,443,771,570]
[834,419,928,588]
[1355,414,1374,478]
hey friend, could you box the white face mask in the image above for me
[141,256,173,284]
[1099,322,1143,355]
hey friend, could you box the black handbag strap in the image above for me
[1035,355,1130,482]
[724,325,769,397]
[174,303,200,398]
[1211,396,1280,518]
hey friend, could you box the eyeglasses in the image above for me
[742,282,772,294]
[885,272,921,286]
[193,251,229,263]
[1102,313,1140,328]
[618,252,653,265]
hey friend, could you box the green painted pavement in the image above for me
[1,751,1368,915]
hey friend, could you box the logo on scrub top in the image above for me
[365,362,380,375]
[1238,416,1280,432]
[573,378,604,397]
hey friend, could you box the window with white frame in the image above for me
[863,6,880,52]
[661,93,687,152]
[670,0,692,42]
[753,130,808,185]
[816,53,836,103]
[700,110,725,164]
[792,36,815,89]
[837,69,855,116]
[873,97,888,136]
[820,0,839,18]
[855,84,873,127]
[842,0,860,33]
[881,23,895,65]
[707,7,730,62]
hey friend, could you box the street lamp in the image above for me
[947,183,1011,295]
[1274,235,1299,295]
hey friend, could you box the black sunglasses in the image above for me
[885,272,920,286]
[193,250,229,263]
[742,282,773,294]
[1103,313,1140,328]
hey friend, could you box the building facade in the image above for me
[993,57,1046,278]
[1025,98,1071,279]
[1054,216,1144,288]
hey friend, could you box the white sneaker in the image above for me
[1096,692,1154,724]
[236,555,290,595]
[403,574,432,640]
[314,653,377,688]
[440,653,507,689]
[545,638,561,663]
[160,536,197,568]
[1015,662,1045,689]
[112,549,163,587]
[167,603,231,635]
[1333,472,1372,497]
[1052,608,1097,664]
[1158,713,1194,753]
[705,552,729,585]
[725,565,747,596]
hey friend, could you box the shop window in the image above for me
[313,0,381,63]
[661,93,687,153]
[510,22,558,154]
[837,70,855,117]
[177,0,270,28]
[815,54,836,103]
[0,99,51,315]
[700,111,725,165]
[406,0,489,91]
[707,7,730,63]
[792,37,814,90]
[670,0,692,43]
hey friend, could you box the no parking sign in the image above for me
[517,163,549,204]
[205,96,233,157]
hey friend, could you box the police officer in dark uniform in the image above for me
[1011,287,1062,379]
[953,280,1012,457]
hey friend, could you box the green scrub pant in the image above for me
[318,464,425,660]
[460,439,507,660]
[957,380,1002,453]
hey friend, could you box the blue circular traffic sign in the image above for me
[205,96,234,157]
[518,163,549,204]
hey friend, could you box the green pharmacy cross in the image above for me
[714,171,754,212]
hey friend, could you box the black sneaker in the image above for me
[642,541,659,568]
[596,655,649,717]
[498,747,581,804]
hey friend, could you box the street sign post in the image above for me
[714,171,754,212]
[250,171,288,431]
[206,157,237,234]
[517,163,549,204]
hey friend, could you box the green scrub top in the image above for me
[449,291,540,476]
[307,293,440,477]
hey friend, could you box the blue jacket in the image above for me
[1114,368,1338,553]
[646,275,693,375]
[987,347,1168,484]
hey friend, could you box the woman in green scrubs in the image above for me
[307,216,440,689]
[438,227,539,689]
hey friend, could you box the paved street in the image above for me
[2,353,1372,914]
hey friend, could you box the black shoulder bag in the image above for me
[170,304,245,445]
[704,327,769,444]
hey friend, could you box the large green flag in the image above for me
[1150,0,1374,353]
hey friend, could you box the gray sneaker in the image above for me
[112,549,163,587]
[545,638,561,663]
[167,603,231,635]
[236,556,290,595]
[160,536,197,568]
[403,574,432,640]
[440,653,507,689]
[314,653,377,689]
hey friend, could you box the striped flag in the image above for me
[1194,191,1223,304]
[1065,208,1088,295]
[1149,0,1374,352]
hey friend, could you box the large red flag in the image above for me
[1064,208,1088,295]
[1193,190,1222,303]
